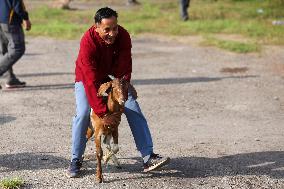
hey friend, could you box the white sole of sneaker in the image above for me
[143,157,170,172]
[66,171,80,178]
[5,85,26,89]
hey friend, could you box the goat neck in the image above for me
[107,91,124,113]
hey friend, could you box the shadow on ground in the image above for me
[0,152,68,172]
[1,75,258,92]
[17,72,72,78]
[82,151,284,182]
[0,151,283,181]
[169,151,284,179]
[0,115,17,125]
[132,75,257,85]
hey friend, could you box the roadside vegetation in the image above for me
[28,0,284,53]
[201,36,261,53]
[0,178,24,189]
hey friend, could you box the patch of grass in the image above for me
[28,6,91,39]
[30,20,87,39]
[201,36,260,53]
[27,0,284,51]
[120,0,284,45]
[0,178,24,189]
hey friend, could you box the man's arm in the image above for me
[12,0,31,30]
[78,35,107,117]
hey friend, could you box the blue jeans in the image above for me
[71,81,153,160]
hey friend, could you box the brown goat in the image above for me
[86,78,129,183]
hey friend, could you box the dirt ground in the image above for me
[1,1,284,189]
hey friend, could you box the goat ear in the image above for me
[97,82,112,96]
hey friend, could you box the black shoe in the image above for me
[143,153,170,172]
[67,158,83,178]
[182,16,189,21]
[5,78,26,88]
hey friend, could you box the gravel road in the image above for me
[0,32,284,189]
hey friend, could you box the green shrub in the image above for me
[0,178,24,189]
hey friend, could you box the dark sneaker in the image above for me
[182,16,189,21]
[5,78,26,88]
[67,158,83,178]
[143,153,170,172]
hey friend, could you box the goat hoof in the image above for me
[96,177,103,183]
[96,174,103,183]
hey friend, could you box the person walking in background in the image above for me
[180,0,190,21]
[0,0,31,89]
[68,7,170,178]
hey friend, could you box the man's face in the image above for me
[95,16,118,45]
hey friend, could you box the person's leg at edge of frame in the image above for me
[0,25,8,57]
[0,24,8,89]
[0,24,7,69]
[5,25,26,88]
[68,81,91,178]
[0,24,26,88]
[124,89,170,172]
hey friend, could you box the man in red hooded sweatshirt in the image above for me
[68,7,170,178]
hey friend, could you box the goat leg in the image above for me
[111,130,121,168]
[87,112,96,140]
[110,151,121,168]
[102,135,112,164]
[102,133,121,168]
[95,133,103,183]
[112,129,119,154]
[86,127,94,140]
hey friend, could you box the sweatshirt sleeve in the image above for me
[12,0,29,20]
[113,28,132,82]
[78,33,107,117]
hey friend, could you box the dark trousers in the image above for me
[0,23,25,81]
[180,0,190,20]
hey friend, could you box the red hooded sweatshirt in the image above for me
[75,25,132,117]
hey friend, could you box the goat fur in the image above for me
[86,78,133,183]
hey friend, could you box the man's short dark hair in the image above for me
[94,7,118,24]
